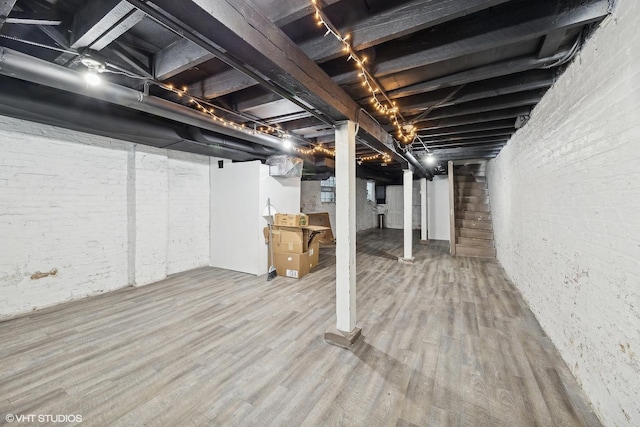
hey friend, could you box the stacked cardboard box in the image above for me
[264,224,329,279]
[306,212,334,244]
[274,213,308,227]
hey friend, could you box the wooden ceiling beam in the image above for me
[398,70,554,115]
[146,0,407,166]
[418,130,514,145]
[388,51,568,100]
[417,90,542,121]
[417,106,532,130]
[333,0,608,88]
[186,0,508,99]
[71,0,144,50]
[417,120,516,138]
[0,0,18,29]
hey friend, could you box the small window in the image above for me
[366,180,376,203]
[320,176,336,203]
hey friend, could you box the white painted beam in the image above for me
[420,177,428,243]
[335,121,356,333]
[400,169,415,263]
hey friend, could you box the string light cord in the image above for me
[310,0,416,144]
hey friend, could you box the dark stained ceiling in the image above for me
[0,0,610,183]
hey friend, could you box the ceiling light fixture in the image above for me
[81,57,105,86]
[282,134,292,150]
[425,153,436,165]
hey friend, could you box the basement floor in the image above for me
[0,230,601,426]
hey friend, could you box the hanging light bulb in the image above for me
[425,152,436,165]
[282,134,292,150]
[81,57,105,87]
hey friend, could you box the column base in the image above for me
[420,239,429,245]
[398,256,415,264]
[324,326,362,349]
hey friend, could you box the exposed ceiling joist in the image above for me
[302,0,511,64]
[417,106,532,130]
[418,120,516,138]
[333,0,607,88]
[184,0,510,99]
[0,0,18,29]
[388,50,569,100]
[538,28,568,58]
[424,140,509,150]
[3,11,61,25]
[416,90,541,122]
[419,130,514,144]
[153,38,215,80]
[144,0,421,173]
[71,0,145,50]
[399,70,554,115]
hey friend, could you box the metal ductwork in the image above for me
[0,47,287,152]
[404,151,433,180]
[0,47,431,178]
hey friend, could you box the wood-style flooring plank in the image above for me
[0,230,602,426]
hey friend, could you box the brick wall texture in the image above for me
[0,116,210,318]
[486,1,640,425]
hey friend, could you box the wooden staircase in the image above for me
[453,164,496,258]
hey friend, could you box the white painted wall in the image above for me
[134,145,168,286]
[211,161,300,275]
[427,176,450,241]
[0,116,212,318]
[0,117,129,317]
[486,2,640,425]
[167,151,210,275]
[258,166,302,272]
[300,178,376,233]
[383,183,420,230]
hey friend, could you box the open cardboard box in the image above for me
[264,224,328,279]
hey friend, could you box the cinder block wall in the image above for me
[0,116,210,318]
[486,1,640,425]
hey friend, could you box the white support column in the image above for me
[324,120,360,347]
[399,168,415,263]
[420,177,428,244]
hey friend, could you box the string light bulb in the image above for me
[309,0,416,144]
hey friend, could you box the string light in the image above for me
[292,143,390,163]
[158,83,288,140]
[310,0,416,144]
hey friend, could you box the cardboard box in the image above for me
[307,212,334,243]
[272,252,311,279]
[274,213,308,227]
[308,241,320,270]
[263,225,328,254]
[264,225,328,279]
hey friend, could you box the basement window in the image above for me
[367,180,376,202]
[320,176,336,203]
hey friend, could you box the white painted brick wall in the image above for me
[486,1,640,425]
[383,184,421,230]
[167,151,210,275]
[134,145,169,286]
[301,178,376,233]
[0,116,213,318]
[0,117,129,317]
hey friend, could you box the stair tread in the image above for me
[455,244,496,258]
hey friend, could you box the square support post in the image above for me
[325,121,361,348]
[399,168,415,264]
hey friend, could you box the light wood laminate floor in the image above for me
[0,229,601,426]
